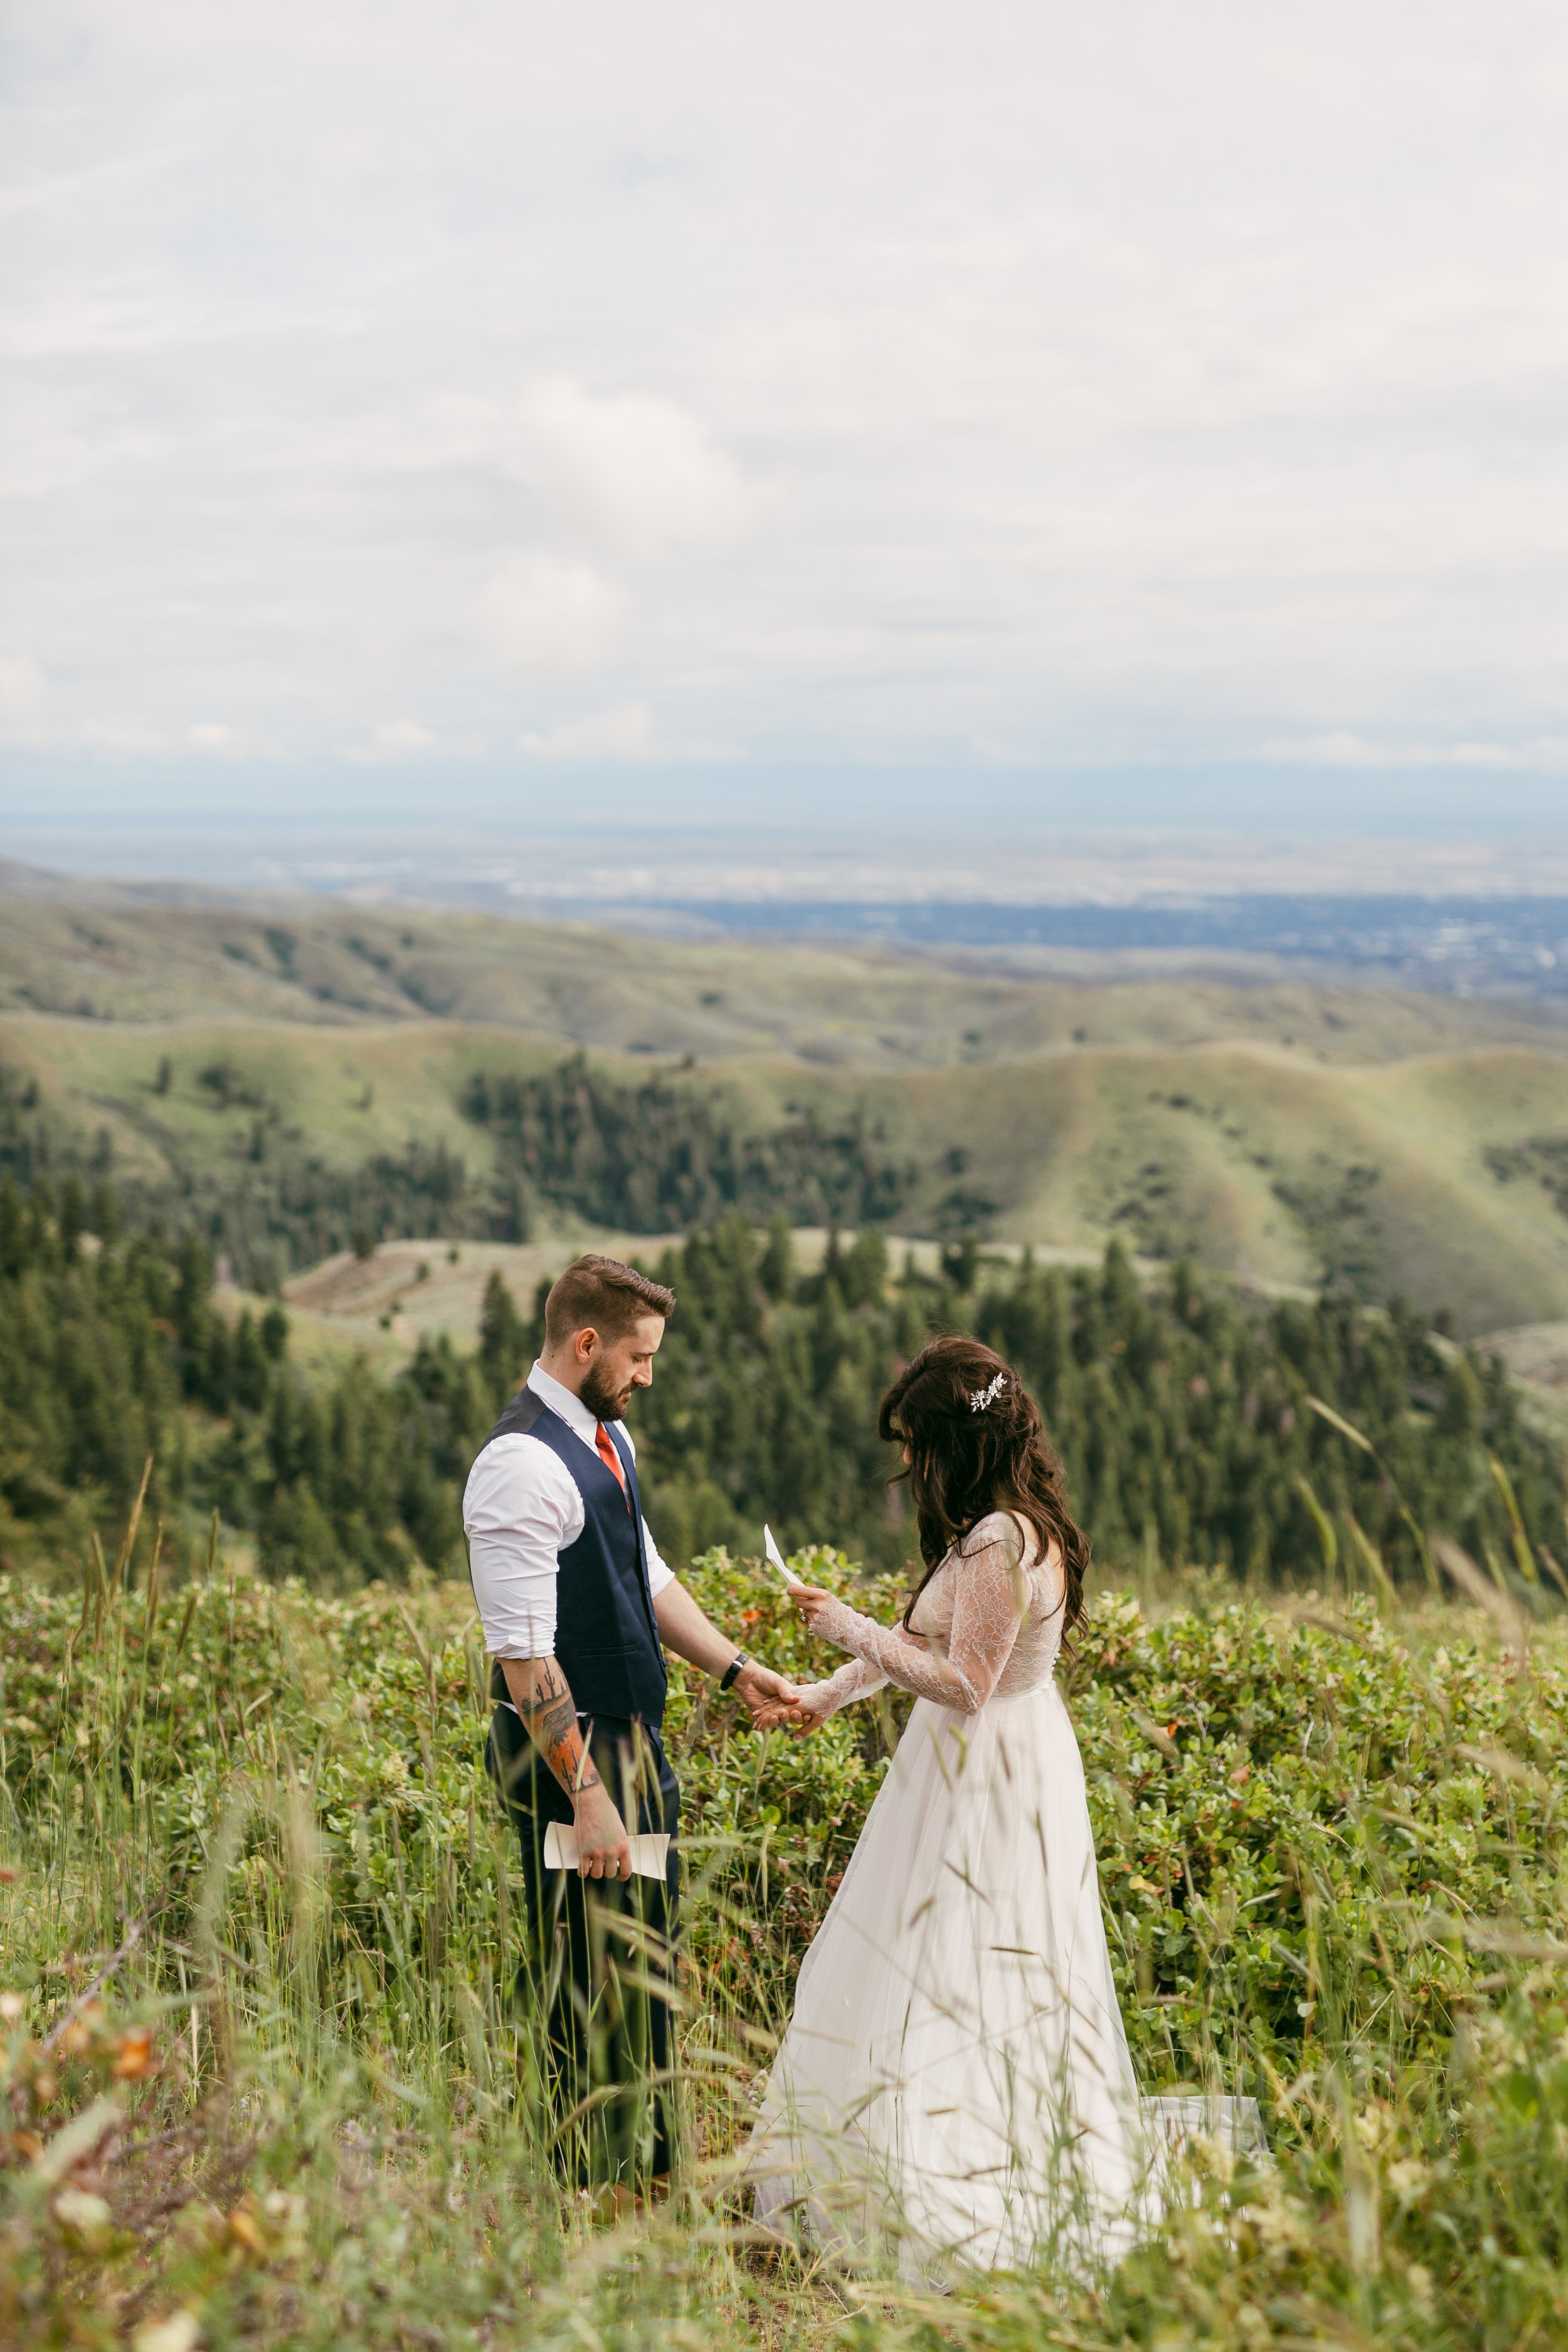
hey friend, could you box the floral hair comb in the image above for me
[969,1371,1007,1412]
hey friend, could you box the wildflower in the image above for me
[226,2205,265,2254]
[113,2027,154,2080]
[134,2315,200,2352]
[1402,2261,1435,2317]
[1387,2156,1431,2208]
[53,2186,115,2252]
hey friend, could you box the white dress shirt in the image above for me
[463,1360,674,1661]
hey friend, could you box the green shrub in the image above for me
[7,1542,1568,2346]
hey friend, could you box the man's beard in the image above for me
[580,1363,632,1423]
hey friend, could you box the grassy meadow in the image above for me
[7,1532,1568,2350]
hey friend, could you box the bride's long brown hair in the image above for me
[879,1335,1089,1639]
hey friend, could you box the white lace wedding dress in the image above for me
[746,1512,1260,2275]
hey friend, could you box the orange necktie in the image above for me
[596,1422,632,1512]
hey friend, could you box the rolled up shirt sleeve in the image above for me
[463,1434,582,1658]
[464,1417,675,1655]
[642,1515,675,1597]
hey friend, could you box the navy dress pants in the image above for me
[487,1703,681,2185]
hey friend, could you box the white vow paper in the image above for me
[764,1524,804,1589]
[542,1820,670,1880]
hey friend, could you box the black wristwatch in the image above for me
[719,1649,751,1692]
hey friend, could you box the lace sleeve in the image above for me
[793,1655,889,1721]
[806,1524,1028,1715]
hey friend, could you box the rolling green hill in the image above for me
[4,889,1568,1335]
[5,886,1565,1064]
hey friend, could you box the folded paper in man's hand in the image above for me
[543,1820,671,1880]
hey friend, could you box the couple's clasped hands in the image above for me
[744,1582,839,1738]
[573,1614,834,1880]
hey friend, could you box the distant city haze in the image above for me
[3,1,1567,854]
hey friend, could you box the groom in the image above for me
[464,1251,798,2188]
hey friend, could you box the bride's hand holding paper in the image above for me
[748,1529,836,1729]
[785,1583,838,1634]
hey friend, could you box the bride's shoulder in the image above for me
[959,1508,1041,1566]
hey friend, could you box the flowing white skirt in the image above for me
[747,1681,1254,2274]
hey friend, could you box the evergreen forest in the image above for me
[0,1049,926,1295]
[3,1169,1560,1598]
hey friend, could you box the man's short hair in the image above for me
[544,1254,676,1348]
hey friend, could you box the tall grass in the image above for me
[5,1514,1568,2348]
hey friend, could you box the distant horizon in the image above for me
[9,832,1568,1003]
[8,792,1568,909]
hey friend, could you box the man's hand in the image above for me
[573,1782,632,1880]
[500,1655,632,1875]
[751,1693,830,1737]
[652,1578,802,1710]
[732,1658,801,1722]
[648,1575,805,1732]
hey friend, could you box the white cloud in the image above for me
[479,555,625,677]
[4,1,1568,810]
[80,719,171,752]
[1264,733,1568,771]
[186,721,243,753]
[522,383,750,561]
[520,702,655,761]
[0,657,47,743]
[356,719,440,758]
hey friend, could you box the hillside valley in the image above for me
[3,886,1568,1335]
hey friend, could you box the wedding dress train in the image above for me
[746,1513,1261,2274]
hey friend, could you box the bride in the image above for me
[748,1334,1209,2275]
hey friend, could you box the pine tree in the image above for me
[477,1270,527,1404]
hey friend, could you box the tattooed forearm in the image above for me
[538,1695,601,1793]
[500,1656,601,1800]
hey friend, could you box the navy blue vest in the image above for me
[477,1386,668,1729]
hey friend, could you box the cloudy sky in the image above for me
[3,0,1568,865]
